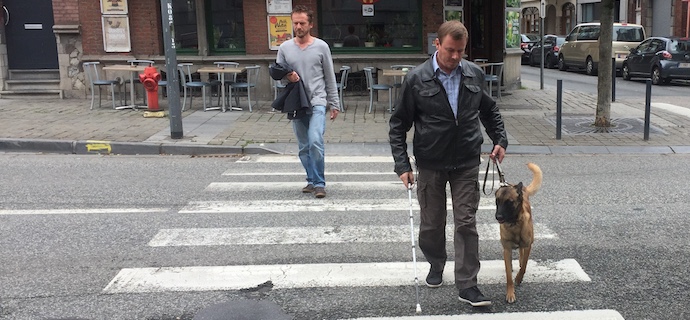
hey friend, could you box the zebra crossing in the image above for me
[103,155,623,319]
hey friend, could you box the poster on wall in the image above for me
[102,15,131,52]
[267,0,292,14]
[505,11,520,49]
[268,15,293,50]
[101,0,128,15]
[444,10,463,22]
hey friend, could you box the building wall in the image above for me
[0,0,518,100]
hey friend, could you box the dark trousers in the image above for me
[416,166,480,290]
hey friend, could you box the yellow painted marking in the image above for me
[86,141,112,153]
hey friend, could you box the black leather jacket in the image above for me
[389,58,508,175]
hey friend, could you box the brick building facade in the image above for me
[0,0,522,100]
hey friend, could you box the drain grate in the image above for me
[546,116,667,135]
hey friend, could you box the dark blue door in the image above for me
[3,0,58,69]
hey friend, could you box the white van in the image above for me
[558,22,646,75]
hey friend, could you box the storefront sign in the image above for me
[102,15,131,52]
[268,15,293,50]
[267,0,291,14]
[101,0,128,15]
[362,4,374,17]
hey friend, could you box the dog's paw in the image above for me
[506,291,516,304]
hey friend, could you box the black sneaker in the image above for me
[458,286,491,307]
[425,269,443,288]
[302,184,315,193]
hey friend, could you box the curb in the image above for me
[2,138,690,156]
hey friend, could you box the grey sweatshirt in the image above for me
[276,38,340,111]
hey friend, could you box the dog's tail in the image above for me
[525,163,542,196]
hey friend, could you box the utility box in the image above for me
[427,33,437,55]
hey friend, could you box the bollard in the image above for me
[644,79,652,140]
[556,79,562,140]
[612,58,616,102]
[139,66,162,111]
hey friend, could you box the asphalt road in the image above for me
[520,64,690,101]
[0,153,688,319]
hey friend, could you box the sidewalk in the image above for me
[1,80,689,156]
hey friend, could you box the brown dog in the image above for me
[495,163,542,303]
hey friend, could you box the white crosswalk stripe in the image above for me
[343,309,624,320]
[180,198,497,213]
[103,259,590,294]
[147,224,557,246]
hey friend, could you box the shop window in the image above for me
[319,1,421,52]
[206,0,245,54]
[172,0,199,53]
[171,0,244,55]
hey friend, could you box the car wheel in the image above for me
[622,64,631,80]
[651,67,662,85]
[585,57,596,76]
[558,55,567,71]
[547,55,556,69]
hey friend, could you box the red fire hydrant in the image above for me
[139,66,161,111]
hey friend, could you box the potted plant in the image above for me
[365,29,378,47]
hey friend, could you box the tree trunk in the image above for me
[595,0,615,129]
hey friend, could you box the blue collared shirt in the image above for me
[431,51,463,119]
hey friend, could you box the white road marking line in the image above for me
[222,171,400,176]
[344,309,624,320]
[651,102,690,118]
[221,171,500,176]
[102,259,590,293]
[207,181,501,191]
[246,155,398,163]
[179,198,497,213]
[0,208,169,215]
[147,223,556,246]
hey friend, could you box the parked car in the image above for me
[521,34,540,64]
[529,35,566,68]
[558,22,646,75]
[622,36,690,85]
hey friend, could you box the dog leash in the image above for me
[482,158,507,195]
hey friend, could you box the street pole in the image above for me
[539,0,545,90]
[160,0,183,139]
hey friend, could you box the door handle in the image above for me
[3,6,8,26]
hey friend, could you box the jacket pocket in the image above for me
[463,84,481,93]
[418,86,441,98]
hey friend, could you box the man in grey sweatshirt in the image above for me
[277,5,340,199]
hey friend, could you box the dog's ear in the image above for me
[516,182,524,200]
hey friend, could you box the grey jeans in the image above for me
[416,166,481,290]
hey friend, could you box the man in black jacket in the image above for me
[389,20,507,307]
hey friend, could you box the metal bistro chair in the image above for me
[124,59,155,105]
[83,62,120,110]
[230,65,260,112]
[336,65,351,112]
[483,62,504,101]
[178,63,213,111]
[211,61,239,107]
[390,64,415,103]
[363,67,393,113]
